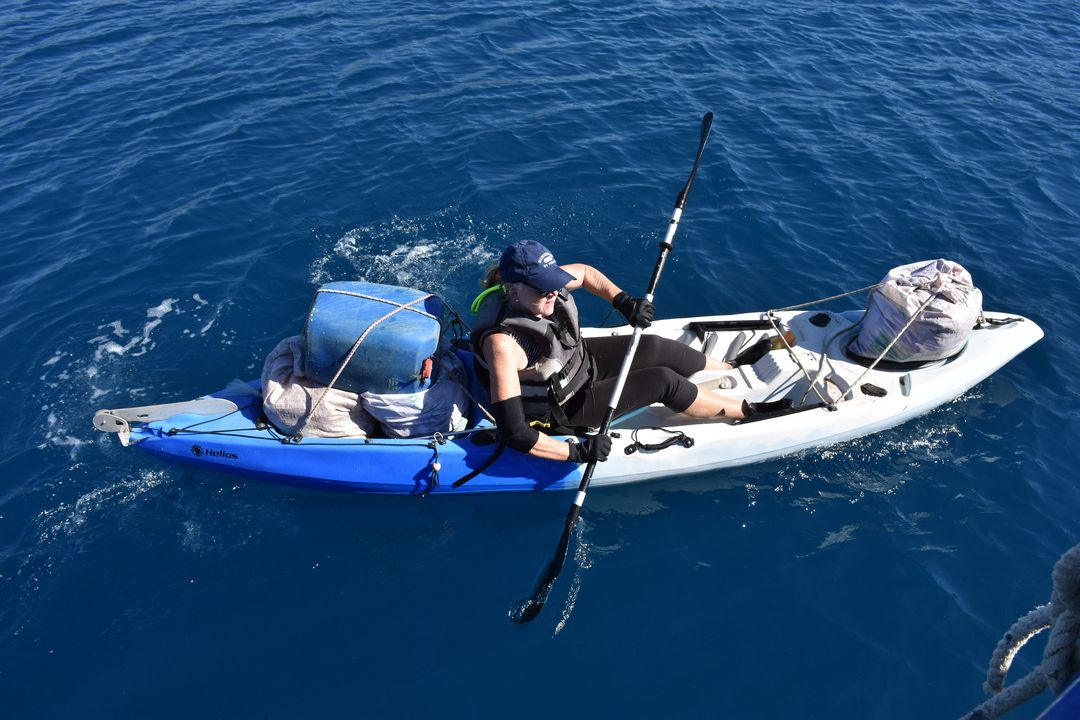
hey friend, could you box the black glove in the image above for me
[566,434,612,463]
[612,292,654,329]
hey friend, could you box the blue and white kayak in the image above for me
[92,308,1042,494]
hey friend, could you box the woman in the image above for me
[472,240,755,465]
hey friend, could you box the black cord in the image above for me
[625,427,695,454]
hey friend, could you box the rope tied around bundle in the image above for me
[961,543,1080,720]
[291,292,434,441]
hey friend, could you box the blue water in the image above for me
[2,1,1078,717]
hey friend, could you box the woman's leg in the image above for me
[680,386,746,418]
[585,335,730,382]
[563,366,745,427]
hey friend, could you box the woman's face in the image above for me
[513,283,558,317]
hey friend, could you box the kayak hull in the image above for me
[105,309,1043,494]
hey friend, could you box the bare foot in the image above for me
[704,357,734,371]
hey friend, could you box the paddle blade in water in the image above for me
[511,507,580,624]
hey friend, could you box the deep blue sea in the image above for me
[2,1,1078,717]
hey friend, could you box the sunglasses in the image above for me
[518,284,558,300]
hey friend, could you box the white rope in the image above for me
[839,291,937,400]
[961,543,1080,719]
[315,289,439,320]
[759,281,894,408]
[762,312,835,408]
[293,293,434,440]
[770,282,884,312]
[454,382,496,424]
[444,355,497,424]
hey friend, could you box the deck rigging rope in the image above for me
[762,311,836,409]
[961,543,1080,719]
[762,282,935,408]
[769,282,885,312]
[760,283,887,409]
[835,291,937,400]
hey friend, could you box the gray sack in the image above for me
[849,259,983,363]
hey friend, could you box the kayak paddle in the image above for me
[511,111,715,624]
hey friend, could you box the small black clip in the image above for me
[860,383,888,397]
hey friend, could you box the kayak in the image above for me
[93,305,1042,494]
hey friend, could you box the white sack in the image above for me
[362,352,470,438]
[260,335,375,438]
[849,259,983,363]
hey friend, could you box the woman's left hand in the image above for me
[613,292,654,328]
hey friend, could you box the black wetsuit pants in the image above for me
[560,335,707,428]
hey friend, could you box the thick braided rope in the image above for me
[293,293,433,439]
[1045,546,1080,694]
[961,544,1080,719]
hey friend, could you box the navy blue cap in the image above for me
[499,240,575,292]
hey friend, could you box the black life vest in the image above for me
[471,287,593,421]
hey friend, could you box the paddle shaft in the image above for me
[513,112,714,624]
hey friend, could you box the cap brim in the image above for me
[528,265,575,293]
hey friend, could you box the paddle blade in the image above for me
[511,505,581,624]
[699,111,714,145]
[674,111,715,209]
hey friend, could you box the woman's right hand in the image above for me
[566,434,612,463]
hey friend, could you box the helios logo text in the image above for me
[190,444,238,460]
